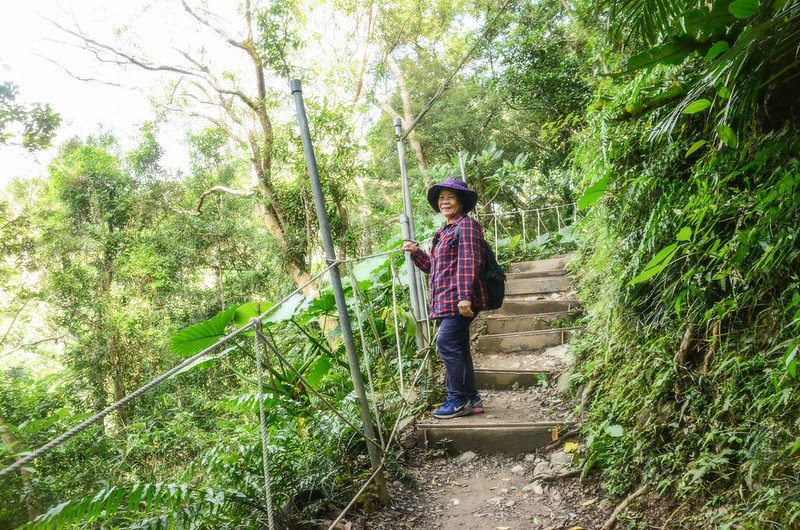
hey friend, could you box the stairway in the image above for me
[417,253,580,454]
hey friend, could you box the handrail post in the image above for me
[394,118,428,335]
[400,213,427,355]
[291,79,390,506]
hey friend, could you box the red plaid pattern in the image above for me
[410,213,487,318]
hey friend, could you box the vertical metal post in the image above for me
[556,205,562,231]
[401,213,426,355]
[521,211,527,248]
[458,151,467,181]
[493,213,499,256]
[537,210,541,241]
[291,79,390,506]
[394,118,428,344]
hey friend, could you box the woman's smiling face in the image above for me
[438,189,462,221]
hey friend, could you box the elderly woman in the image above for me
[403,178,487,419]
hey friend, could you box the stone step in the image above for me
[474,369,550,390]
[484,311,579,335]
[505,275,572,296]
[417,388,575,454]
[489,299,582,316]
[508,254,573,274]
[473,344,570,389]
[475,327,580,354]
[505,269,567,281]
[474,348,567,373]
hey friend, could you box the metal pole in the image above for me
[493,213,499,256]
[458,151,467,180]
[401,213,426,355]
[537,209,541,241]
[291,79,390,506]
[394,118,428,346]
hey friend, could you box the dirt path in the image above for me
[362,444,617,530]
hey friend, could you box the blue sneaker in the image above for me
[433,398,473,419]
[469,395,484,414]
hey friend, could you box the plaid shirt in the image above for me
[410,213,487,319]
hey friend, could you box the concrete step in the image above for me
[484,311,579,335]
[473,344,570,389]
[474,369,550,390]
[505,275,572,296]
[489,299,582,316]
[475,327,580,354]
[508,254,573,274]
[417,388,575,454]
[506,269,567,281]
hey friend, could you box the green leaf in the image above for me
[169,305,237,357]
[717,124,738,147]
[265,292,307,323]
[785,345,798,379]
[706,41,730,59]
[625,40,696,72]
[686,140,708,157]
[676,227,692,241]
[234,302,271,328]
[577,173,609,210]
[682,99,712,114]
[403,310,417,339]
[789,437,800,455]
[352,254,388,281]
[304,357,332,387]
[606,424,625,437]
[729,0,759,18]
[168,346,236,380]
[629,243,679,285]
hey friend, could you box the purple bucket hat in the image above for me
[427,177,479,213]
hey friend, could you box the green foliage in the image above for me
[0,82,61,150]
[169,306,237,357]
[569,3,800,518]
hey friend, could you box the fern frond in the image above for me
[25,483,263,530]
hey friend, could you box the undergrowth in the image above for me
[570,89,800,526]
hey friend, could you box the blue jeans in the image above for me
[436,314,478,402]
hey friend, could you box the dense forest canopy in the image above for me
[1,0,798,527]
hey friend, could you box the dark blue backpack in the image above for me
[455,223,506,310]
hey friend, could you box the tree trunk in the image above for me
[385,54,429,171]
[101,248,127,427]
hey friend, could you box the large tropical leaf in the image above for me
[169,305,237,357]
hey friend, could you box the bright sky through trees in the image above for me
[0,1,196,185]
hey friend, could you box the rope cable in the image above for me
[352,264,407,402]
[0,262,336,479]
[254,328,382,450]
[253,320,276,530]
[388,260,405,395]
[399,0,515,140]
[347,263,386,450]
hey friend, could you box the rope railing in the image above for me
[0,262,335,480]
[1,200,576,526]
[0,242,436,530]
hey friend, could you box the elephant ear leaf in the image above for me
[170,305,237,357]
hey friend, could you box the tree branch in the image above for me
[180,0,249,51]
[43,16,203,79]
[176,186,256,216]
[33,52,136,90]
